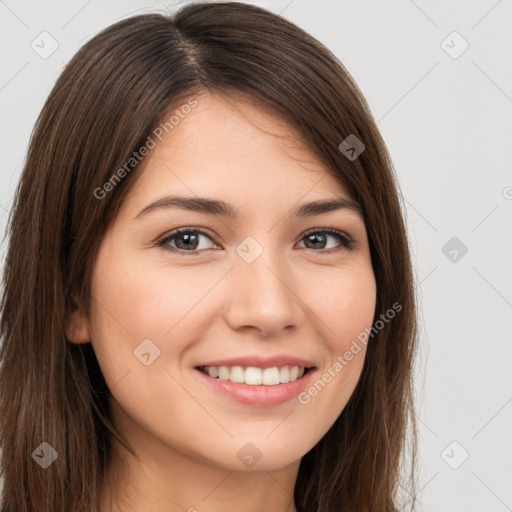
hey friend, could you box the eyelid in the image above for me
[302,227,352,241]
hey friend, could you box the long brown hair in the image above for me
[0,2,419,511]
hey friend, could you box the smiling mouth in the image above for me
[196,365,314,386]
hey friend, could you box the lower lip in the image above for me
[194,368,315,407]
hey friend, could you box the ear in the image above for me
[65,292,91,344]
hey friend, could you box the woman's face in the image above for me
[71,91,376,471]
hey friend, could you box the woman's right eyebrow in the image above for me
[133,195,363,221]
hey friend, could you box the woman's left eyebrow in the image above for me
[133,195,363,220]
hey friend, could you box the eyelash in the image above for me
[156,227,355,255]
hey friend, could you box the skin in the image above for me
[66,90,377,512]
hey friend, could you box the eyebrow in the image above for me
[133,195,363,220]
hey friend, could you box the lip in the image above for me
[196,355,316,369]
[194,366,316,407]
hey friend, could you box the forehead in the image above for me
[122,91,354,215]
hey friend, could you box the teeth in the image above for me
[201,365,307,385]
[208,367,219,378]
[218,366,230,380]
[245,367,263,385]
[230,365,245,383]
[262,367,280,385]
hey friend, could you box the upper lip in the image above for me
[196,355,316,369]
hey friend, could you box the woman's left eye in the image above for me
[298,229,354,252]
[156,227,354,255]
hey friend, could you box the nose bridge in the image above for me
[225,233,301,335]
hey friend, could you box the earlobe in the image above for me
[65,295,90,344]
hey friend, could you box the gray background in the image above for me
[1,1,511,510]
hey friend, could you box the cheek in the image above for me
[299,263,376,403]
[290,265,375,428]
[88,247,229,386]
[92,250,216,339]
[309,264,377,351]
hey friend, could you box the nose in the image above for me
[223,243,303,338]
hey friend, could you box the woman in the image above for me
[0,2,419,511]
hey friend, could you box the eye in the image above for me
[297,228,354,252]
[157,228,218,254]
[156,227,354,255]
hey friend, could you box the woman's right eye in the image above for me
[157,228,218,254]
